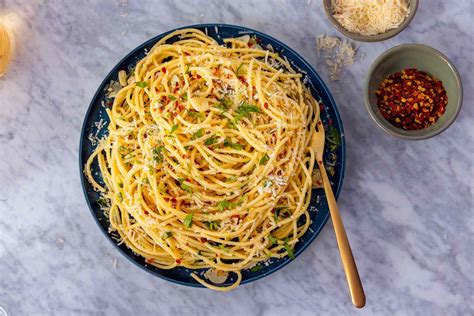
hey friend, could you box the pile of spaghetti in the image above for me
[85,28,320,291]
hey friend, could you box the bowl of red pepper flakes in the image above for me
[365,44,463,140]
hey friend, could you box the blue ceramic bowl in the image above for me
[79,24,346,288]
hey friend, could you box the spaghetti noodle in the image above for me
[85,28,320,291]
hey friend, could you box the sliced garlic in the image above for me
[204,269,228,284]
[118,70,128,86]
[189,96,209,112]
[234,34,250,44]
[0,22,14,77]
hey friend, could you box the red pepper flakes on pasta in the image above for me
[376,68,447,130]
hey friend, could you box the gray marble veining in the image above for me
[0,0,472,315]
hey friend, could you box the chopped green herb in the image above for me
[224,138,243,150]
[326,126,341,152]
[169,95,177,101]
[152,146,165,163]
[185,64,190,74]
[182,92,188,100]
[170,124,179,134]
[205,136,218,146]
[143,178,150,185]
[178,178,192,193]
[250,264,263,272]
[235,63,244,76]
[216,98,233,112]
[273,207,290,223]
[184,145,191,150]
[268,235,277,245]
[97,197,109,208]
[234,102,260,123]
[162,231,172,239]
[191,128,204,140]
[187,110,204,119]
[259,153,270,165]
[227,176,238,182]
[217,199,242,211]
[204,221,219,231]
[283,238,295,259]
[184,213,193,228]
[136,81,148,88]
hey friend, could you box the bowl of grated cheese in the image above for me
[323,0,419,42]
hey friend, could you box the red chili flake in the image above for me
[182,154,189,159]
[319,104,324,112]
[376,68,447,130]
[264,102,269,109]
[184,52,190,56]
[238,76,248,86]
[230,214,241,219]
[200,237,208,243]
[162,67,167,73]
[175,259,181,264]
[144,210,149,215]
[195,74,201,79]
[328,118,333,126]
[145,258,154,264]
[256,37,262,44]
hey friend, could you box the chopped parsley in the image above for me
[191,128,204,140]
[168,95,177,101]
[170,124,179,134]
[162,231,172,239]
[182,92,188,100]
[152,146,165,163]
[274,207,290,223]
[224,138,243,150]
[326,126,341,152]
[227,176,238,182]
[259,153,270,165]
[136,81,148,88]
[235,63,244,76]
[250,264,263,272]
[217,199,242,211]
[178,178,192,193]
[204,221,219,231]
[234,102,260,123]
[97,197,109,208]
[216,98,233,112]
[185,64,190,74]
[283,238,295,259]
[268,235,277,245]
[187,110,204,119]
[184,213,193,228]
[204,136,218,146]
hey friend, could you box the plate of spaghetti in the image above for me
[80,24,345,291]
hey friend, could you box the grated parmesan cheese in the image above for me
[316,35,357,81]
[331,0,410,36]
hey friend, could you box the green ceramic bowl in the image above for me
[364,44,463,140]
[323,0,419,42]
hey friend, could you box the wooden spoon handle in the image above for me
[318,161,366,308]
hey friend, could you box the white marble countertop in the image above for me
[0,0,472,315]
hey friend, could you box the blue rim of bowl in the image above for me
[364,43,463,140]
[79,23,346,288]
